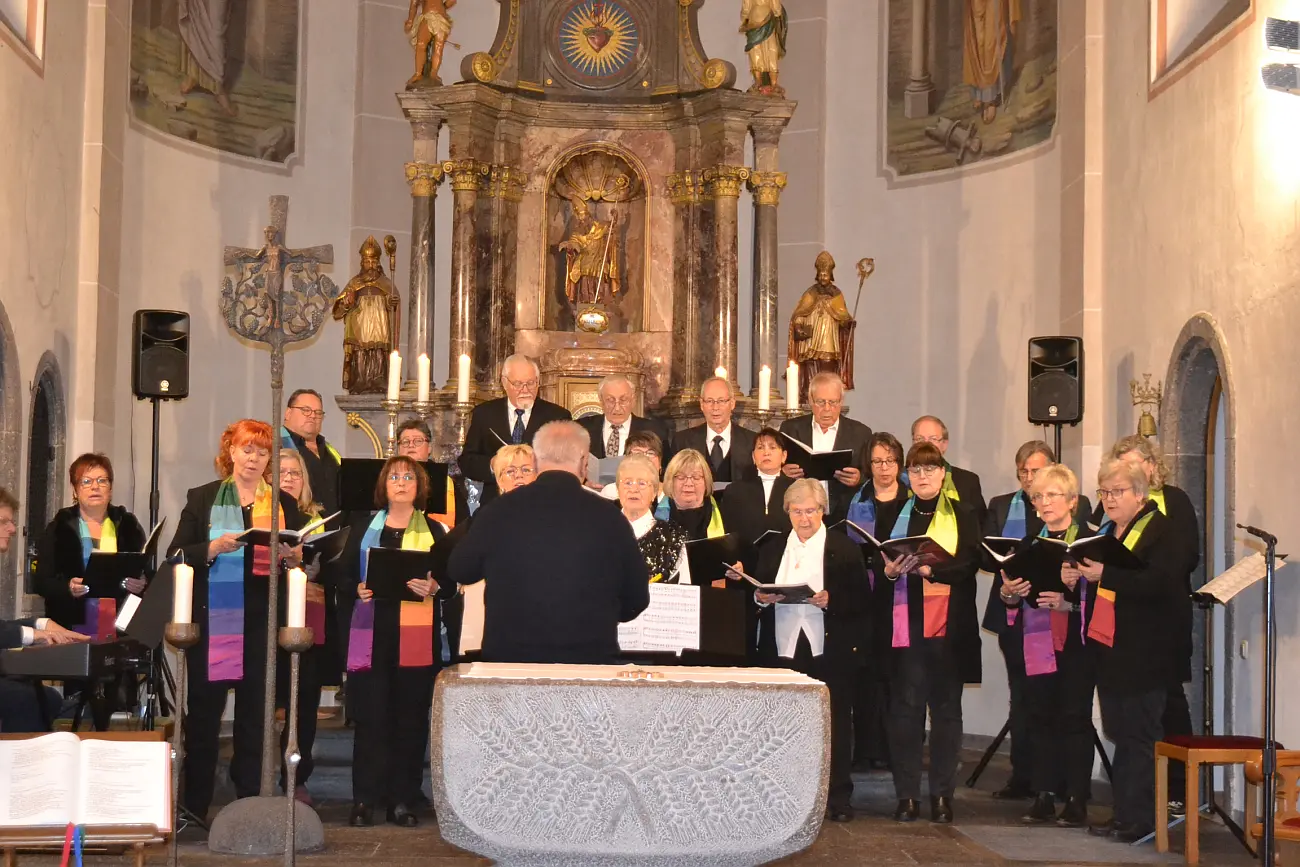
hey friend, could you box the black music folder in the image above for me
[364,548,436,603]
[304,525,351,566]
[237,512,339,547]
[339,459,448,513]
[1036,533,1144,570]
[121,562,174,648]
[82,519,167,597]
[778,433,854,481]
[732,566,815,604]
[698,585,748,658]
[844,521,955,569]
[684,533,742,586]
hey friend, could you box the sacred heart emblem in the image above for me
[584,25,612,51]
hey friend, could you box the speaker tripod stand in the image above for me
[965,716,1114,788]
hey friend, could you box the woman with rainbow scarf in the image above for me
[344,454,451,828]
[877,441,981,825]
[168,419,306,823]
[1080,457,1188,844]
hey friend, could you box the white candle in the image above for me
[387,350,402,401]
[172,562,193,625]
[457,354,471,404]
[758,365,771,411]
[714,366,727,380]
[286,567,307,629]
[786,361,799,410]
[416,353,431,403]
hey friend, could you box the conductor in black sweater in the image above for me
[447,420,650,663]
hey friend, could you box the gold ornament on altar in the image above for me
[788,251,859,399]
[332,236,402,394]
[1130,373,1163,438]
[405,0,462,89]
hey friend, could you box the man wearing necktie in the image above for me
[578,375,672,464]
[670,377,756,488]
[459,354,571,505]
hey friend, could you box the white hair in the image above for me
[500,353,540,381]
[532,420,591,473]
[784,478,829,513]
[597,373,634,400]
[808,371,844,399]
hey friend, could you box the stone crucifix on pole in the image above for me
[211,195,337,856]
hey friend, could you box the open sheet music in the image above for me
[1193,553,1289,605]
[778,432,853,481]
[237,511,340,547]
[618,583,701,653]
[0,733,171,830]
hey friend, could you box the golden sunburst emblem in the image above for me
[559,0,640,79]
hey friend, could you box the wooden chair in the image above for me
[1246,751,1300,866]
[1155,735,1278,865]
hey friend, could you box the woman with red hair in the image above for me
[168,419,305,822]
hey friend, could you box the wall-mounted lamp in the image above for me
[1265,18,1300,94]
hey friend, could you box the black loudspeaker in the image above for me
[1028,336,1083,424]
[132,310,190,400]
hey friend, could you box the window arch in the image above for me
[24,352,66,598]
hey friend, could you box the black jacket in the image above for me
[754,528,871,670]
[579,413,672,459]
[719,473,794,569]
[778,414,873,521]
[36,504,148,627]
[459,397,572,502]
[672,422,757,484]
[446,471,649,664]
[947,464,987,528]
[0,617,39,649]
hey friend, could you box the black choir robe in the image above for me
[719,472,794,567]
[778,414,873,522]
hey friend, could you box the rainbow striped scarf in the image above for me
[207,480,278,682]
[1086,510,1156,648]
[1020,522,1078,676]
[76,516,117,641]
[890,491,959,648]
[347,510,436,672]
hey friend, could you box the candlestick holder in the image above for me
[453,401,473,447]
[278,626,316,867]
[412,398,432,424]
[164,622,200,867]
[752,407,774,430]
[381,398,401,456]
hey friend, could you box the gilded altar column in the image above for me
[747,120,788,405]
[443,159,490,396]
[904,0,935,118]
[701,165,750,390]
[404,160,444,378]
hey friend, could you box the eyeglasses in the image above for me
[1096,487,1133,501]
[676,473,705,484]
[1018,467,1043,481]
[913,435,947,445]
[619,478,653,490]
[388,473,417,483]
[870,458,898,468]
[700,398,731,408]
[789,506,823,519]
[280,469,303,480]
[499,466,536,481]
[290,406,326,419]
[908,465,944,477]
[603,396,633,407]
[0,517,14,529]
[1030,491,1067,504]
[811,399,842,409]
[504,377,538,391]
[78,477,111,489]
[398,437,429,448]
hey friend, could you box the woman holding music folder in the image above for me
[345,454,453,828]
[36,452,150,638]
[876,441,980,825]
[1079,458,1189,843]
[993,464,1094,828]
[168,420,305,823]
[752,478,869,823]
[618,453,688,583]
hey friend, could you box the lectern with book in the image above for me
[0,731,170,866]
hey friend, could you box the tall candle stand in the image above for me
[381,399,401,456]
[278,625,315,867]
[453,401,473,447]
[164,622,200,867]
[752,407,775,430]
[412,398,432,426]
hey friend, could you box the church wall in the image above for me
[1099,0,1300,746]
[823,0,1063,737]
[113,0,360,532]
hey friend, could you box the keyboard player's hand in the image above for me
[33,624,90,645]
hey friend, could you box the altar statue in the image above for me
[740,0,787,95]
[559,199,621,306]
[405,0,457,88]
[788,251,856,396]
[332,236,400,394]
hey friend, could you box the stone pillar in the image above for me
[482,163,527,396]
[442,159,490,395]
[747,120,788,405]
[701,165,750,391]
[903,0,935,119]
[665,170,703,404]
[404,161,443,382]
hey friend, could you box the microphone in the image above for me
[1237,523,1278,546]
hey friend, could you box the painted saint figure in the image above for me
[559,199,621,307]
[788,251,856,398]
[405,0,457,88]
[332,237,400,394]
[177,0,236,115]
[740,0,788,95]
[964,0,1022,124]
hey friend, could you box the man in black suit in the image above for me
[447,421,649,664]
[911,415,986,527]
[459,354,571,504]
[579,374,671,460]
[780,372,872,522]
[672,377,756,485]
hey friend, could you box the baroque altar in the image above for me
[337,0,798,458]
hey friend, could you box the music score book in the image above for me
[364,548,436,603]
[237,512,340,548]
[586,454,623,486]
[1193,552,1289,606]
[684,533,742,586]
[842,520,955,568]
[618,583,700,654]
[731,566,814,604]
[81,520,167,598]
[303,525,351,566]
[0,733,171,830]
[778,432,854,481]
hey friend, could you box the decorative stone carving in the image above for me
[442,158,491,193]
[539,346,646,415]
[487,164,528,201]
[747,170,787,206]
[666,170,702,205]
[404,161,445,197]
[701,164,751,199]
[431,664,829,866]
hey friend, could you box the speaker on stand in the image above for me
[1028,336,1084,458]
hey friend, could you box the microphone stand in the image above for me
[1244,524,1280,867]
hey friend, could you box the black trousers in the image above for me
[184,659,266,819]
[1163,683,1193,802]
[851,660,890,765]
[1098,686,1166,827]
[888,640,964,800]
[275,646,322,789]
[0,678,60,732]
[999,634,1032,788]
[1022,644,1096,799]
[349,664,435,807]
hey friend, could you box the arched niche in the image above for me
[0,302,17,616]
[1160,313,1237,747]
[23,352,67,599]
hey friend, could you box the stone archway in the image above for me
[1161,313,1237,747]
[23,352,67,602]
[0,301,20,617]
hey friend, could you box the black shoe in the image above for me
[893,799,920,822]
[930,796,953,824]
[1057,797,1088,828]
[1087,818,1116,838]
[827,806,854,823]
[1112,822,1153,844]
[386,803,420,828]
[1022,792,1056,825]
[992,780,1033,800]
[348,803,374,827]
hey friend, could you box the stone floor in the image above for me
[23,719,1264,866]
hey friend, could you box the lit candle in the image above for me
[416,353,431,403]
[457,353,471,404]
[387,350,402,401]
[286,567,307,629]
[758,365,771,411]
[172,562,193,625]
[714,366,727,380]
[786,360,799,410]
